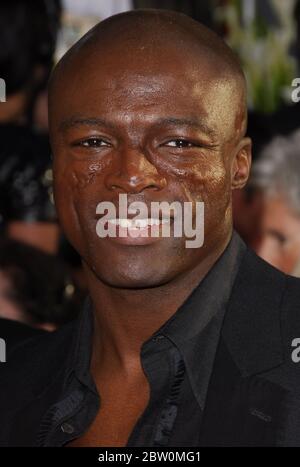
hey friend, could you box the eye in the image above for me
[164,139,196,149]
[75,138,111,148]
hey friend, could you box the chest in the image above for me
[66,378,150,447]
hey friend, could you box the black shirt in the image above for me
[37,231,246,447]
[0,318,47,358]
[2,234,300,447]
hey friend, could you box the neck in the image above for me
[85,231,232,377]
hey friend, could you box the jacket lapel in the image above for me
[199,248,288,446]
[198,338,288,446]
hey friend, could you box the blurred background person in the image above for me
[0,133,58,254]
[0,238,82,356]
[0,0,62,130]
[232,179,264,250]
[0,0,62,253]
[250,129,300,276]
[0,1,87,336]
[0,238,80,327]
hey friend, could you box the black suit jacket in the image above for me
[1,247,300,446]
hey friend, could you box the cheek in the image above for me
[53,158,109,251]
[177,158,231,208]
[54,156,109,206]
[164,157,231,248]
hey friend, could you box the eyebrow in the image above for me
[155,117,216,137]
[59,117,117,132]
[59,115,216,137]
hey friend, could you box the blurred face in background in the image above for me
[257,194,300,275]
[232,187,263,250]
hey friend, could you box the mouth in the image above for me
[108,218,170,227]
[103,217,174,246]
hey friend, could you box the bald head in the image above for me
[49,9,247,139]
[51,9,243,73]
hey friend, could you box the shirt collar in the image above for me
[68,296,96,392]
[156,231,245,338]
[142,230,247,409]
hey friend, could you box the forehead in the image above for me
[49,44,242,140]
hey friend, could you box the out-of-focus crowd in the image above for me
[1,0,300,345]
[0,1,86,351]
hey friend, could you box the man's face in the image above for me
[50,44,247,287]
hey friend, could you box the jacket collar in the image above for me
[222,247,286,376]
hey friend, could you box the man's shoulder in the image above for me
[224,247,300,389]
[249,251,300,356]
[232,246,300,333]
[244,247,300,307]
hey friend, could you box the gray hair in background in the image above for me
[250,129,300,217]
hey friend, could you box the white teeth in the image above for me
[147,219,160,226]
[107,218,170,228]
[134,219,149,228]
[107,218,130,227]
[107,218,135,228]
[118,219,132,228]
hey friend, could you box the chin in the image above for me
[88,262,176,289]
[101,277,164,289]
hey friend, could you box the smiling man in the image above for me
[1,9,300,447]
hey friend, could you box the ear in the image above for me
[231,137,252,190]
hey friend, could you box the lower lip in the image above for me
[105,220,173,246]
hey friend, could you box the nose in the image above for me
[104,148,167,194]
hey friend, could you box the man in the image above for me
[251,130,300,277]
[1,9,300,447]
